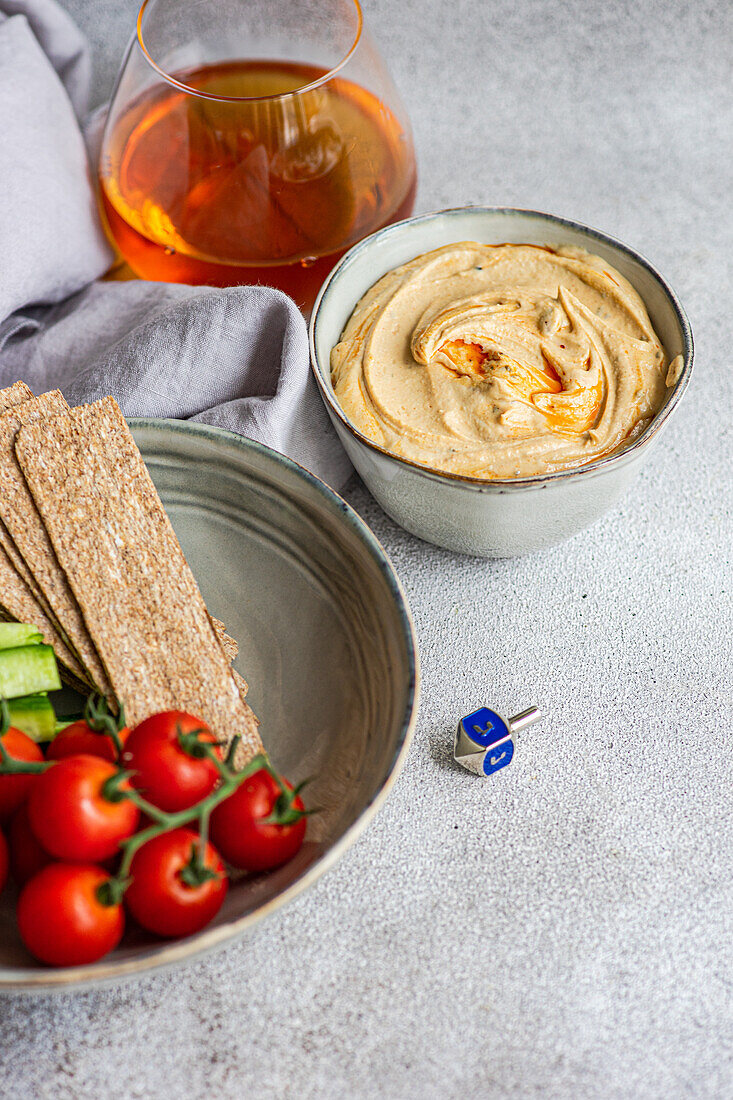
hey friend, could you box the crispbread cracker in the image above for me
[0,382,33,413]
[0,393,111,694]
[0,401,53,601]
[0,516,40,595]
[0,390,43,599]
[0,387,92,678]
[210,616,239,664]
[231,668,250,699]
[16,397,262,760]
[0,384,92,686]
[0,541,90,685]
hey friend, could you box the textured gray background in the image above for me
[3,0,732,1097]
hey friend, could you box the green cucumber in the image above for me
[0,644,61,698]
[0,623,43,651]
[7,694,56,742]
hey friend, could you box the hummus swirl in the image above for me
[331,243,675,478]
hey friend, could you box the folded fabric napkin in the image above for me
[0,0,351,489]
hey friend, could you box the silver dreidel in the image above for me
[454,706,542,777]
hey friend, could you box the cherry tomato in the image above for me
[17,863,124,966]
[122,711,221,812]
[124,828,227,938]
[0,726,44,821]
[28,754,139,862]
[9,801,51,886]
[210,769,307,872]
[47,720,129,764]
[0,830,8,895]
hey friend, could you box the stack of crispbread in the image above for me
[0,384,261,764]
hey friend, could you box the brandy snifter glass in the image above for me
[99,0,417,308]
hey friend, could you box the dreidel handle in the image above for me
[508,707,542,735]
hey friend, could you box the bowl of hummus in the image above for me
[310,207,693,556]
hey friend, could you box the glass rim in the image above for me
[135,0,364,102]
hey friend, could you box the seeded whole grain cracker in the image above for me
[16,397,262,760]
[211,620,251,706]
[0,385,245,700]
[0,383,90,685]
[0,381,33,413]
[0,392,112,694]
[210,616,239,663]
[231,668,250,699]
[0,387,47,605]
[0,416,48,602]
[0,541,91,686]
[0,516,39,595]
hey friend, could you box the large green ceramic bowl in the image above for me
[0,421,418,991]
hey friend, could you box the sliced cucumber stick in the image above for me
[0,644,61,698]
[0,623,43,651]
[7,694,56,742]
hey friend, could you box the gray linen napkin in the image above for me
[0,1,351,489]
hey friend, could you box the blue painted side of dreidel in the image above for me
[461,707,510,748]
[482,738,514,776]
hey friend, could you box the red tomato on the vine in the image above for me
[17,863,124,966]
[28,754,139,862]
[47,720,129,764]
[0,830,8,895]
[122,711,222,812]
[124,828,227,938]
[0,726,44,821]
[9,801,51,886]
[210,768,307,872]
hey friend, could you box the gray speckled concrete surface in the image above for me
[3,0,732,1097]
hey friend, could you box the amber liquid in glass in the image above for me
[100,59,417,307]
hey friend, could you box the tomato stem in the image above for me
[111,744,274,886]
[96,876,129,908]
[101,768,137,804]
[84,693,127,760]
[263,776,312,826]
[0,745,49,774]
[224,737,240,769]
[0,707,52,774]
[175,722,213,759]
[179,840,221,888]
[198,799,213,866]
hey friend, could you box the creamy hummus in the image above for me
[331,242,677,478]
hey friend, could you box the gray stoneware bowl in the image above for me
[310,207,694,557]
[0,421,418,992]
